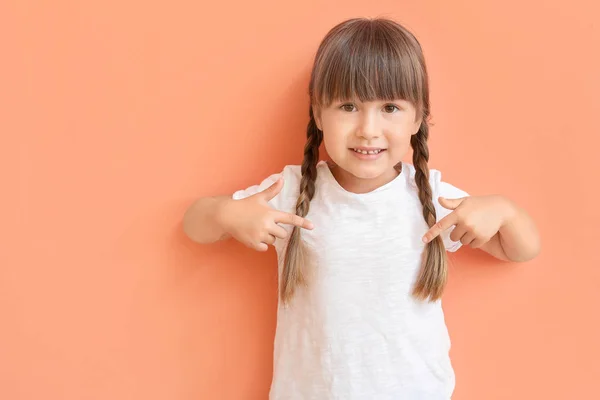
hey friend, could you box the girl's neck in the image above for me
[327,162,401,194]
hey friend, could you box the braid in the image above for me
[296,110,321,219]
[281,107,322,303]
[410,120,448,301]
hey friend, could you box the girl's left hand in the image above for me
[422,195,514,249]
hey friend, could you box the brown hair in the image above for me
[281,17,448,303]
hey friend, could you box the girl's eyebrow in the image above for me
[342,99,409,104]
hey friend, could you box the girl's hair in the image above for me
[281,17,448,303]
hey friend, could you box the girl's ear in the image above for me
[412,113,423,135]
[413,120,422,135]
[312,106,323,131]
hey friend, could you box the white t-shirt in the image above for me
[232,161,469,400]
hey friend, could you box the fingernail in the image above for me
[422,236,428,243]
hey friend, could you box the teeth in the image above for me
[353,148,381,155]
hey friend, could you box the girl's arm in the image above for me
[478,197,541,262]
[422,195,541,262]
[183,195,232,244]
[183,177,313,251]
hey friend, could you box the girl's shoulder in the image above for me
[401,163,445,192]
[274,162,329,189]
[231,164,303,213]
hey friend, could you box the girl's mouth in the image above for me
[350,148,386,160]
[351,148,385,155]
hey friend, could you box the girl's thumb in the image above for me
[439,196,462,210]
[262,177,284,201]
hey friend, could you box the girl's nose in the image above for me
[356,111,381,140]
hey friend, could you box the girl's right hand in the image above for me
[218,177,314,252]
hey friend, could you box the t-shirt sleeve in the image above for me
[430,170,470,252]
[231,165,298,213]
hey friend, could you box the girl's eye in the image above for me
[340,104,356,112]
[383,104,400,113]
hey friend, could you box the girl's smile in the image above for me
[350,147,387,160]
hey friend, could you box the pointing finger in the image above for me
[275,211,314,230]
[422,212,458,243]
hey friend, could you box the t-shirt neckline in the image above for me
[319,160,405,197]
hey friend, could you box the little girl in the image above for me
[183,17,540,400]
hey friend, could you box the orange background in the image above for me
[1,1,599,399]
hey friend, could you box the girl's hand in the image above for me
[422,195,513,249]
[218,177,314,252]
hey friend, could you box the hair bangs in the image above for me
[311,19,425,111]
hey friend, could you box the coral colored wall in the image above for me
[1,1,599,399]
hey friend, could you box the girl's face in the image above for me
[313,98,422,193]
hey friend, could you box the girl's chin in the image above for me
[348,165,394,180]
